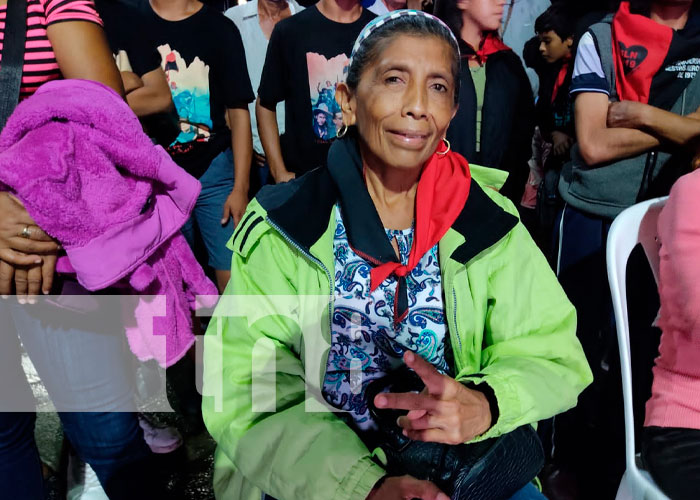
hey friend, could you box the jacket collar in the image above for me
[257,137,517,265]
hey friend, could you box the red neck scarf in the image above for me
[369,144,471,303]
[551,53,572,104]
[462,32,511,65]
[612,1,673,103]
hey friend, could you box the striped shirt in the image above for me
[0,0,102,100]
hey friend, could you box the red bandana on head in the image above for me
[612,1,674,103]
[369,144,471,298]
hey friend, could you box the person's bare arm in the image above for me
[125,68,173,117]
[221,107,253,227]
[575,92,660,166]
[607,101,700,148]
[256,98,294,183]
[47,21,125,98]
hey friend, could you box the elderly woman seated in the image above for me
[203,11,592,500]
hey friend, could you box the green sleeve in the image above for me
[202,227,384,500]
[458,221,593,441]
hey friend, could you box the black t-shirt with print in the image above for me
[138,1,254,177]
[95,0,160,77]
[258,6,375,176]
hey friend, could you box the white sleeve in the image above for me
[570,31,610,95]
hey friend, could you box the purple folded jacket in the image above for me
[0,79,218,367]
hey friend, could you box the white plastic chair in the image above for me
[606,196,669,500]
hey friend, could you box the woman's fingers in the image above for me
[406,408,428,420]
[397,413,440,432]
[0,260,15,297]
[403,351,447,396]
[26,265,42,304]
[41,254,57,295]
[0,248,42,267]
[14,267,28,304]
[375,391,441,412]
[22,225,54,242]
[9,235,59,255]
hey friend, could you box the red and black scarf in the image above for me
[460,32,511,65]
[328,137,471,326]
[551,53,573,104]
[612,1,700,109]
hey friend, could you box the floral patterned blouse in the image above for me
[322,205,451,431]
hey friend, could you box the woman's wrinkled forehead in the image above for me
[348,10,460,71]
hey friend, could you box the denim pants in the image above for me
[0,298,162,499]
[181,148,235,272]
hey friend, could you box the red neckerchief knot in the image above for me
[368,144,472,324]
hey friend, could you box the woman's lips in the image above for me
[388,130,430,149]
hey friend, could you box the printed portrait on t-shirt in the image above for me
[307,52,349,142]
[157,44,213,144]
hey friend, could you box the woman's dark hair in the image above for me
[345,14,461,105]
[433,0,463,46]
[535,6,575,41]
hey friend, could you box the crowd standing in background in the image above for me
[1,0,700,499]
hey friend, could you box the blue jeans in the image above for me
[0,299,163,499]
[181,148,235,271]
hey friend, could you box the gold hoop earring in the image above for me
[337,124,349,139]
[437,138,450,156]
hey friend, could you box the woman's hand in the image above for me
[374,351,492,444]
[607,101,650,129]
[0,194,60,301]
[0,193,59,265]
[9,254,57,303]
[366,475,449,500]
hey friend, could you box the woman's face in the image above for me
[457,0,506,33]
[337,34,457,172]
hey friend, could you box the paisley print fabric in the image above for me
[322,205,451,431]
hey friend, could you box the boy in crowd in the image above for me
[141,0,254,293]
[521,5,575,251]
[226,0,303,187]
[536,5,575,161]
[256,0,375,182]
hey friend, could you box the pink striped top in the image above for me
[645,168,700,430]
[0,0,102,100]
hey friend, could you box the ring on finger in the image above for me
[20,225,31,239]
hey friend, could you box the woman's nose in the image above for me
[402,81,428,120]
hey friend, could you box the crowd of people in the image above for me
[0,0,699,499]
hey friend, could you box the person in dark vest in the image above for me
[550,1,700,498]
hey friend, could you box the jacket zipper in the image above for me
[265,217,334,342]
[451,288,463,360]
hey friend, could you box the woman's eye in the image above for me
[385,76,402,84]
[432,83,448,93]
